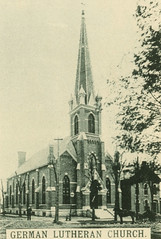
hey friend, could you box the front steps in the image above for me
[95,208,114,219]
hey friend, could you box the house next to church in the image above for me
[5,10,116,216]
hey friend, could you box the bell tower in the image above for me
[69,10,107,211]
[69,10,102,138]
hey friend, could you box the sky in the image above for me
[0,0,138,180]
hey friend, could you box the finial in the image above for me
[81,2,85,15]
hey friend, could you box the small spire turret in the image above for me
[79,85,86,104]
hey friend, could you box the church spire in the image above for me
[75,10,95,105]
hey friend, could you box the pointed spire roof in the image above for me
[75,10,95,105]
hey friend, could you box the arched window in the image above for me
[23,182,26,204]
[32,179,35,204]
[9,185,12,205]
[106,178,111,203]
[63,175,70,204]
[135,200,140,212]
[16,184,18,204]
[144,199,149,211]
[153,184,157,195]
[74,115,79,135]
[88,114,95,133]
[144,183,148,195]
[6,196,9,208]
[42,176,46,204]
[135,185,139,195]
[153,200,158,213]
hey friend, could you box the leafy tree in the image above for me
[134,1,161,96]
[131,0,161,156]
[106,0,161,158]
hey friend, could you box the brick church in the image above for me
[5,11,116,216]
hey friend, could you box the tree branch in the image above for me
[149,90,161,108]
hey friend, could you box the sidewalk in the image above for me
[1,213,158,227]
[31,214,136,226]
[0,213,134,224]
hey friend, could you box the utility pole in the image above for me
[54,138,63,223]
[113,151,120,222]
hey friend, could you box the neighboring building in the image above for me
[121,162,161,214]
[5,11,114,216]
[130,182,160,214]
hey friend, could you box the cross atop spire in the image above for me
[75,10,95,105]
[81,2,85,10]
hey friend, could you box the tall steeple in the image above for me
[69,9,102,138]
[75,10,95,105]
[69,8,106,212]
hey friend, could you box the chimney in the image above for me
[18,151,26,167]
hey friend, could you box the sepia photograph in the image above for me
[0,0,161,238]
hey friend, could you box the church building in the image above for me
[5,10,116,217]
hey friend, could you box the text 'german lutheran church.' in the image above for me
[5,10,116,216]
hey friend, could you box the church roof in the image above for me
[75,10,95,105]
[10,136,77,178]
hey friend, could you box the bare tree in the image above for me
[48,139,63,224]
[15,172,26,217]
[110,151,126,221]
[0,179,5,216]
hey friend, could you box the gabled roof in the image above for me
[54,136,77,161]
[9,136,77,178]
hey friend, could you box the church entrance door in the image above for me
[90,180,100,209]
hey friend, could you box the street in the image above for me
[0,214,161,239]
